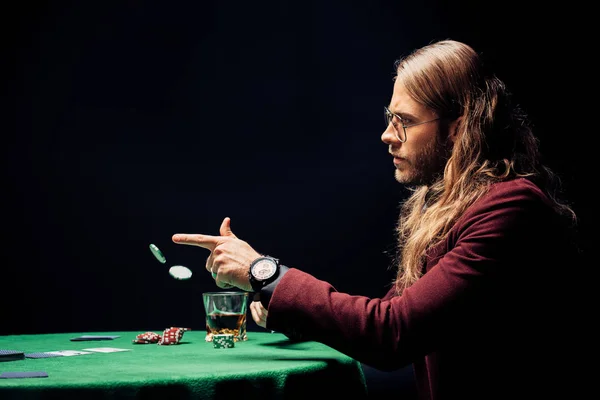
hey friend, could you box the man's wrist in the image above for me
[258,264,289,308]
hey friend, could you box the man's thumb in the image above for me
[220,217,237,237]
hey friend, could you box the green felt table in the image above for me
[0,330,367,399]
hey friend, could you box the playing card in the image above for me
[46,350,93,357]
[70,335,120,341]
[0,349,25,362]
[82,347,131,353]
[0,371,48,379]
[25,352,65,359]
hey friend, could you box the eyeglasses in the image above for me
[384,106,441,142]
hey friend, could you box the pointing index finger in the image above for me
[172,233,219,250]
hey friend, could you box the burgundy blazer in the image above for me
[265,178,580,400]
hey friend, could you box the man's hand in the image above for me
[172,217,261,292]
[250,299,268,329]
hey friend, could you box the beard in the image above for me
[394,134,453,187]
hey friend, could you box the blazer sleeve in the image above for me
[264,179,560,371]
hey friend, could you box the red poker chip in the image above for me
[135,327,191,345]
[133,331,162,344]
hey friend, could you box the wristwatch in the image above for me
[249,256,280,292]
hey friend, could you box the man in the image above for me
[172,40,579,399]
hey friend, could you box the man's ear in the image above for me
[448,116,462,144]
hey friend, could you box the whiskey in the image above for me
[205,312,247,342]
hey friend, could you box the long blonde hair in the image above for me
[393,40,576,294]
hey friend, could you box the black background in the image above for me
[2,0,592,337]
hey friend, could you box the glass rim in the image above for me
[202,291,249,296]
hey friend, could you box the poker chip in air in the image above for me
[148,243,192,280]
[149,244,166,264]
[169,265,192,280]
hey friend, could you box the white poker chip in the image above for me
[169,265,192,280]
[149,243,166,264]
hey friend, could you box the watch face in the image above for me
[252,259,277,281]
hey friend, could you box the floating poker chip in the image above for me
[149,243,166,264]
[169,265,192,280]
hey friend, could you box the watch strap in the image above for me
[258,264,289,309]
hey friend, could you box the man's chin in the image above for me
[394,171,414,185]
[395,171,432,187]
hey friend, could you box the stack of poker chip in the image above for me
[158,327,190,346]
[212,334,235,349]
[132,327,191,345]
[133,332,162,344]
